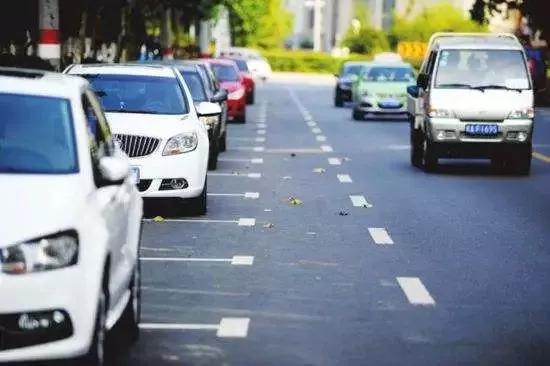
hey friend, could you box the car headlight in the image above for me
[1,231,78,275]
[163,132,198,155]
[228,88,245,100]
[508,107,534,119]
[429,108,455,118]
[199,115,219,130]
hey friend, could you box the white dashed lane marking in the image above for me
[257,129,266,135]
[207,172,262,178]
[368,228,393,244]
[231,146,265,152]
[139,317,251,338]
[218,158,263,164]
[208,192,260,199]
[142,218,252,225]
[312,127,322,134]
[337,174,352,183]
[321,145,333,152]
[307,121,317,127]
[141,255,254,265]
[328,157,341,165]
[238,218,256,226]
[350,195,373,208]
[397,277,436,306]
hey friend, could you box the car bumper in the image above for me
[0,266,99,362]
[227,97,246,120]
[131,148,208,199]
[337,87,352,101]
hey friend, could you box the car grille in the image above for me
[113,134,160,158]
[137,179,152,192]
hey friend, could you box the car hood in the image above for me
[105,112,198,139]
[220,81,242,92]
[430,89,534,120]
[0,175,84,248]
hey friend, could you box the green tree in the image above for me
[341,2,389,54]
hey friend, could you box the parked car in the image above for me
[206,59,247,123]
[175,63,226,170]
[408,33,534,174]
[0,68,143,365]
[334,61,369,107]
[352,61,415,120]
[225,57,255,105]
[185,59,229,151]
[219,47,272,80]
[66,63,213,214]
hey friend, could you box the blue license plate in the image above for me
[465,124,499,136]
[379,98,402,108]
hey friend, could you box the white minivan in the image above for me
[0,68,143,365]
[408,33,534,174]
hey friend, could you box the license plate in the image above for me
[379,98,402,108]
[130,167,140,184]
[465,124,499,136]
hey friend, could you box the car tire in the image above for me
[247,89,255,105]
[189,177,207,216]
[422,136,438,172]
[410,127,423,168]
[219,131,227,152]
[352,109,363,121]
[235,111,246,124]
[208,133,219,170]
[116,261,140,343]
[334,92,343,107]
[78,279,108,366]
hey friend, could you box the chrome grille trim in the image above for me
[113,134,160,157]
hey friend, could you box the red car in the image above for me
[206,59,247,123]
[225,57,255,105]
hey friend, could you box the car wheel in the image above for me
[116,261,140,343]
[219,131,227,152]
[352,109,363,121]
[208,134,219,170]
[189,177,207,216]
[422,135,438,172]
[410,127,423,168]
[247,89,255,105]
[235,111,246,124]
[334,93,343,107]
[78,282,108,366]
[511,146,532,176]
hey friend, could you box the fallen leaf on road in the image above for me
[338,210,349,216]
[153,216,164,222]
[313,168,326,174]
[288,197,303,205]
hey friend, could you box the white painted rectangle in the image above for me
[141,257,230,263]
[256,123,267,128]
[316,135,327,142]
[328,158,341,165]
[142,218,237,224]
[238,218,256,226]
[337,174,352,183]
[244,192,260,199]
[257,129,266,135]
[251,158,264,164]
[396,277,436,306]
[217,318,250,338]
[256,137,266,142]
[368,228,393,244]
[253,146,265,152]
[350,195,373,208]
[312,127,322,134]
[231,256,254,265]
[247,173,262,179]
[139,323,219,331]
[321,145,333,152]
[307,121,317,127]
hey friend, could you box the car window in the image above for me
[435,49,530,90]
[364,67,416,82]
[81,74,188,115]
[83,92,114,161]
[0,93,78,174]
[342,64,363,76]
[211,64,240,82]
[181,71,207,102]
[233,59,249,72]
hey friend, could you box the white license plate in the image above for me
[130,167,140,184]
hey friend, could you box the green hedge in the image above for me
[261,49,371,74]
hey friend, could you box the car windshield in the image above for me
[364,67,415,82]
[181,71,207,102]
[232,59,249,72]
[0,93,77,174]
[342,64,363,76]
[82,74,188,114]
[211,64,239,82]
[435,49,530,90]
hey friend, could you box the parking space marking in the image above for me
[140,255,254,266]
[257,129,266,135]
[312,127,322,134]
[208,192,260,199]
[316,135,327,142]
[207,172,262,178]
[139,323,219,331]
[321,145,334,152]
[238,218,256,226]
[307,121,317,127]
[533,151,550,163]
[256,123,267,128]
[218,158,264,164]
[350,195,373,208]
[328,157,342,165]
[229,137,265,142]
[231,146,265,152]
[396,277,436,306]
[217,318,250,338]
[368,228,393,244]
[143,218,240,224]
[337,174,352,183]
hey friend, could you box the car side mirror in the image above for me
[210,89,227,103]
[417,73,429,89]
[196,101,222,116]
[407,85,419,98]
[99,156,129,185]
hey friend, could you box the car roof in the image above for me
[0,67,87,99]
[437,37,524,50]
[67,63,178,78]
[204,58,237,66]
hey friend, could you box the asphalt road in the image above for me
[117,74,550,366]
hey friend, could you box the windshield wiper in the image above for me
[437,83,474,89]
[473,84,523,93]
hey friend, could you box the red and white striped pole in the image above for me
[38,0,60,66]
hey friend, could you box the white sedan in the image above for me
[66,64,217,215]
[0,68,143,365]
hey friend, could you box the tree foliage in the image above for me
[340,2,389,54]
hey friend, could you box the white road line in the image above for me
[320,145,333,152]
[208,192,260,199]
[247,173,262,179]
[256,137,266,142]
[337,174,352,183]
[218,158,263,164]
[257,129,266,135]
[256,123,267,128]
[139,323,219,331]
[231,256,254,265]
[207,172,262,178]
[251,158,264,164]
[316,135,327,142]
[229,137,264,142]
[238,218,256,226]
[141,255,254,266]
[307,121,317,127]
[253,146,265,152]
[244,192,260,199]
[143,218,238,224]
[368,228,393,244]
[217,318,250,338]
[141,247,175,252]
[350,195,373,208]
[231,146,264,152]
[328,157,341,165]
[396,277,436,306]
[311,127,322,134]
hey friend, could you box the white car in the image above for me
[219,47,272,80]
[0,68,143,365]
[66,64,216,215]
